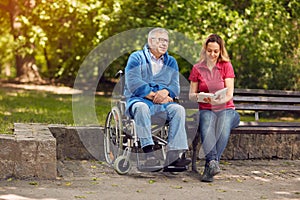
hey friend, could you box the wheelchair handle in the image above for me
[115,70,124,78]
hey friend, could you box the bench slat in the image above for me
[235,104,300,111]
[233,96,300,103]
[239,121,300,127]
[234,89,300,97]
[232,126,300,134]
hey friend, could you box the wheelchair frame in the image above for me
[103,99,170,175]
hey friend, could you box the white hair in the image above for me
[148,28,169,40]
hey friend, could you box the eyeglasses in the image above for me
[152,38,169,44]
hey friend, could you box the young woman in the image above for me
[189,34,240,182]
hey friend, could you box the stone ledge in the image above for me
[0,123,57,180]
[1,123,298,180]
[223,133,300,160]
[48,125,104,161]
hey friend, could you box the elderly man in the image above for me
[124,28,191,170]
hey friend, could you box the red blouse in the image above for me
[189,61,236,111]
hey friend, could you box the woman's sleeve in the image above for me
[188,65,199,82]
[224,62,235,78]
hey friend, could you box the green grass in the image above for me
[0,87,111,134]
[1,86,299,134]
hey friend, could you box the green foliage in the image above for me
[0,0,299,90]
[231,0,300,89]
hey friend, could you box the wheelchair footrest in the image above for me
[137,165,163,172]
[163,165,188,172]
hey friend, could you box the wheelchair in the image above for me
[103,70,191,175]
[104,71,195,175]
[103,97,190,175]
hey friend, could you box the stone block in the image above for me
[48,124,66,160]
[14,137,37,179]
[0,135,16,160]
[0,135,16,179]
[222,133,300,160]
[277,134,294,159]
[291,135,300,159]
[0,160,15,179]
[49,125,104,161]
[0,123,57,180]
[72,126,104,161]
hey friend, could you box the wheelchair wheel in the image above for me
[113,155,132,175]
[104,106,123,165]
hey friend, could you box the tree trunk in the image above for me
[15,54,43,83]
[2,0,44,83]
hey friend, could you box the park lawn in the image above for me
[1,87,299,134]
[0,87,111,134]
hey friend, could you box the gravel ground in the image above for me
[0,159,299,200]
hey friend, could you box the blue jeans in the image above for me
[199,109,240,163]
[131,102,189,151]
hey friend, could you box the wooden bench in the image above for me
[178,88,300,169]
[180,88,300,134]
[232,89,300,134]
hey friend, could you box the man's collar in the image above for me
[149,50,164,61]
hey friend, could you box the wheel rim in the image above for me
[104,107,122,165]
[114,156,131,175]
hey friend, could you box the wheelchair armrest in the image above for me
[173,97,180,103]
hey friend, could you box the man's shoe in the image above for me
[167,157,191,167]
[164,150,191,167]
[201,166,214,182]
[208,160,221,176]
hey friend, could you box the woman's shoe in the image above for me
[201,166,213,182]
[208,160,221,176]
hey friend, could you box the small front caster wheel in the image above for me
[113,156,132,175]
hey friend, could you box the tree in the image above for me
[0,0,44,83]
[229,0,300,89]
[0,0,298,90]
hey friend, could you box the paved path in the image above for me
[0,159,299,200]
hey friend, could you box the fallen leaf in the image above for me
[216,189,226,193]
[65,182,72,186]
[6,178,13,182]
[236,178,243,183]
[148,179,156,184]
[29,181,38,186]
[171,185,183,189]
[74,195,86,199]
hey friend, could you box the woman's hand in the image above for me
[189,93,198,102]
[204,94,225,105]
